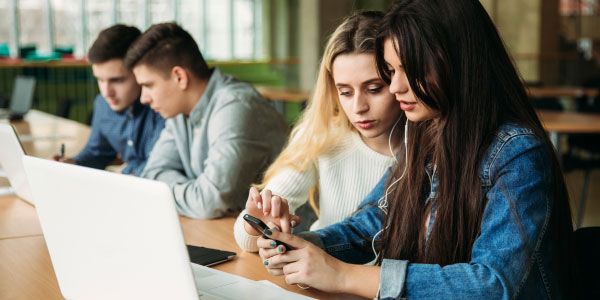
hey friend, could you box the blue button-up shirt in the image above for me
[74,94,165,176]
[299,123,567,300]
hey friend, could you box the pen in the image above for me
[60,143,65,158]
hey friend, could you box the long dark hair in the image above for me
[374,0,575,296]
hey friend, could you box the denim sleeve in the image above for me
[298,170,389,264]
[73,96,117,169]
[123,112,165,176]
[379,134,553,300]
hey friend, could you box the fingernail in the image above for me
[270,241,277,247]
[278,246,284,252]
[272,226,280,231]
[291,220,297,227]
[263,228,272,235]
[263,260,268,266]
[257,202,262,209]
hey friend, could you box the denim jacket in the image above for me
[299,124,563,299]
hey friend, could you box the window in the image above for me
[118,0,141,27]
[180,0,204,49]
[149,0,174,24]
[52,0,78,50]
[5,0,263,61]
[19,0,51,53]
[0,2,10,46]
[560,0,600,16]
[86,1,114,51]
[234,0,259,59]
[205,1,231,60]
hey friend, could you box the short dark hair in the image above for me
[123,22,210,79]
[88,24,141,64]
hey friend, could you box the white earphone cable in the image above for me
[372,119,409,261]
[388,117,402,163]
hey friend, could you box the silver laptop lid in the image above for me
[9,76,36,115]
[0,123,33,203]
[22,156,198,300]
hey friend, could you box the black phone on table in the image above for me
[186,245,236,267]
[243,214,290,249]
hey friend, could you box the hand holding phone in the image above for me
[243,214,290,249]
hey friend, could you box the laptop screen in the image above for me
[10,76,36,115]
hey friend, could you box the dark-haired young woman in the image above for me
[256,0,577,299]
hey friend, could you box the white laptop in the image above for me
[22,156,314,300]
[0,123,34,203]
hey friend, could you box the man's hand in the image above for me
[51,155,76,164]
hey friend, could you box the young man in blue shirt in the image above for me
[124,23,289,219]
[54,24,165,176]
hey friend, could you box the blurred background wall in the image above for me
[1,0,599,123]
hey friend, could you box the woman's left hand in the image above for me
[259,223,349,294]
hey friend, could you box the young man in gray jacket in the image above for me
[124,23,289,219]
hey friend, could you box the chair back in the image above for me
[575,227,600,299]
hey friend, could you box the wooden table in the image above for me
[0,111,361,300]
[255,85,311,103]
[1,109,91,160]
[537,109,600,152]
[182,218,362,300]
[527,86,599,99]
[256,85,600,104]
[537,109,600,134]
[1,110,91,239]
[536,109,600,229]
[0,194,43,239]
[0,206,361,300]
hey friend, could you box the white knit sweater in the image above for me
[233,132,396,252]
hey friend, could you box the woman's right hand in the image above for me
[243,187,300,235]
[257,223,371,295]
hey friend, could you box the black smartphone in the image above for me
[186,245,236,267]
[243,214,290,249]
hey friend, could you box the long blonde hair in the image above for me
[258,11,385,212]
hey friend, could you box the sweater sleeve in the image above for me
[264,164,318,214]
[233,209,261,252]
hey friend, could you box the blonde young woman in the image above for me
[233,11,403,252]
